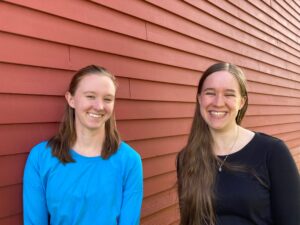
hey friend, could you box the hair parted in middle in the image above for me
[47,65,120,163]
[176,62,248,225]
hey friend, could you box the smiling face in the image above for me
[66,73,116,133]
[198,71,246,132]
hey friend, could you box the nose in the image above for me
[94,100,104,110]
[214,94,225,106]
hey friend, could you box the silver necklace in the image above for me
[217,127,239,172]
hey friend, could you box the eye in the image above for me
[86,95,95,99]
[205,92,215,96]
[104,98,113,102]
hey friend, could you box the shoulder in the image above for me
[250,132,286,151]
[254,132,287,151]
[28,141,51,159]
[114,142,142,172]
[27,141,58,166]
[241,132,289,163]
[253,132,292,162]
[116,141,142,162]
[254,132,281,143]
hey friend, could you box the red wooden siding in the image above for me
[0,0,299,224]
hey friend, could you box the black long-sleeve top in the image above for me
[216,132,300,225]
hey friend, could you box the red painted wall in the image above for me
[0,0,299,224]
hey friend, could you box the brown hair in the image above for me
[176,62,248,225]
[48,65,121,163]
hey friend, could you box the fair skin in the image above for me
[65,73,116,157]
[198,71,254,155]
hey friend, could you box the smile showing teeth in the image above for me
[210,111,226,117]
[88,113,103,118]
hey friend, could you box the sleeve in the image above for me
[118,152,143,225]
[23,146,49,225]
[268,140,300,225]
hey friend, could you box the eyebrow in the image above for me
[203,88,237,93]
[224,89,236,93]
[83,91,115,97]
[104,94,115,98]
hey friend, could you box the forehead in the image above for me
[76,73,116,94]
[202,71,240,91]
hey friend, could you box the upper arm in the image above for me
[118,151,143,225]
[269,141,300,225]
[23,147,49,225]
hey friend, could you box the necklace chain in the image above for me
[217,127,239,172]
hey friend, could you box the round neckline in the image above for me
[70,149,104,162]
[69,141,123,162]
[217,132,257,158]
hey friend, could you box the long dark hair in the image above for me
[48,65,121,163]
[176,62,248,225]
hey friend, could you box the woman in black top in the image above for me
[177,62,300,225]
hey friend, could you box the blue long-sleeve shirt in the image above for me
[23,141,143,225]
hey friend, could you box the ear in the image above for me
[239,96,247,110]
[65,92,75,108]
[197,94,201,105]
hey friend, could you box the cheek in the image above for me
[233,99,244,110]
[198,101,206,118]
[198,96,209,109]
[105,103,115,114]
[73,98,87,109]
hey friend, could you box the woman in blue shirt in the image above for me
[23,65,143,225]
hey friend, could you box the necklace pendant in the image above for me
[218,167,222,172]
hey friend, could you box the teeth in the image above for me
[88,113,103,118]
[210,111,226,116]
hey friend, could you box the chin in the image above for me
[85,122,106,130]
[208,122,229,131]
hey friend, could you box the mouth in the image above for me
[87,112,104,118]
[209,111,227,118]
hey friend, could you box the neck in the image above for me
[211,125,239,156]
[73,126,105,157]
